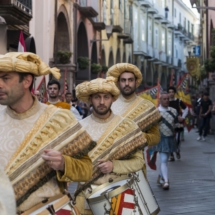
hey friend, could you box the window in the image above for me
[191,24,194,34]
[184,17,186,29]
[174,8,176,18]
[141,18,145,41]
[119,0,122,10]
[161,28,165,52]
[154,28,158,49]
[188,20,190,32]
[179,12,181,24]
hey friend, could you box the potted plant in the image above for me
[57,51,72,64]
[91,63,102,74]
[77,57,90,70]
[102,65,109,72]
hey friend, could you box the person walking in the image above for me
[168,86,188,161]
[197,92,212,141]
[152,92,177,190]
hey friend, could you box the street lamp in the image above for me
[0,16,7,54]
[90,25,113,44]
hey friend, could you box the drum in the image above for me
[85,175,135,215]
[21,194,80,215]
[85,172,159,215]
[133,170,160,215]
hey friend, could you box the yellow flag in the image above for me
[186,57,199,78]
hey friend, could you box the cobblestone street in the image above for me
[147,129,215,215]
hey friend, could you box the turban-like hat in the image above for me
[76,77,120,103]
[0,52,60,79]
[106,63,142,87]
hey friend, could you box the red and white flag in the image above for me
[18,31,26,52]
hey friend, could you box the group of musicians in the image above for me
[0,52,169,215]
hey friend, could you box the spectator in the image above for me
[197,92,212,141]
[72,98,84,116]
[165,6,169,19]
[65,92,82,121]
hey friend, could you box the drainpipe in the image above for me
[172,0,175,85]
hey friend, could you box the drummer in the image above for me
[0,52,93,213]
[75,77,147,214]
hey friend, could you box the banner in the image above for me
[36,76,47,103]
[18,31,26,52]
[169,69,175,86]
[138,84,163,107]
[184,109,195,132]
[186,57,200,79]
[176,74,192,108]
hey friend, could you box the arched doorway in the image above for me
[108,50,114,67]
[116,48,121,63]
[122,52,126,63]
[77,22,89,83]
[146,61,152,87]
[91,42,98,79]
[160,72,166,90]
[54,12,70,58]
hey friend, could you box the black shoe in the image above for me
[176,152,181,159]
[168,156,175,162]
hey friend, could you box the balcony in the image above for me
[0,0,32,25]
[89,17,105,31]
[154,49,159,59]
[147,45,153,58]
[167,56,172,65]
[111,8,124,33]
[139,0,152,8]
[118,19,131,39]
[160,52,167,63]
[74,0,98,17]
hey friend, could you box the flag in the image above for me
[169,69,175,86]
[138,84,163,107]
[184,109,195,132]
[186,57,199,79]
[36,76,47,103]
[176,74,192,108]
[18,31,26,52]
[146,148,157,170]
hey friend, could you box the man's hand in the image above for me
[97,159,113,174]
[178,116,184,122]
[41,149,65,171]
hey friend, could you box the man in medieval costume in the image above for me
[106,63,161,174]
[0,52,94,214]
[74,77,147,214]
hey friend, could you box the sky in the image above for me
[182,0,200,18]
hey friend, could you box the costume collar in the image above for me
[47,100,61,105]
[6,97,41,120]
[158,105,170,112]
[91,111,115,123]
[119,93,137,103]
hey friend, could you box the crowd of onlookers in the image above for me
[191,92,215,140]
[34,81,92,120]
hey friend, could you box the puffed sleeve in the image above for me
[112,150,144,174]
[56,155,92,182]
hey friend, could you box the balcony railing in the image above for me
[147,45,153,57]
[140,40,147,53]
[160,52,167,62]
[1,0,32,14]
[154,49,159,59]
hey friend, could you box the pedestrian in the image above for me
[65,92,82,120]
[165,6,169,19]
[168,86,188,161]
[197,92,212,141]
[46,79,70,109]
[152,92,177,190]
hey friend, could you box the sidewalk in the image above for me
[147,129,215,215]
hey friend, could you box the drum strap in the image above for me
[20,194,64,215]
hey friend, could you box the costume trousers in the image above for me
[159,152,169,182]
[199,117,210,137]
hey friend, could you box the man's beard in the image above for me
[49,94,58,99]
[120,85,136,96]
[93,104,111,116]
